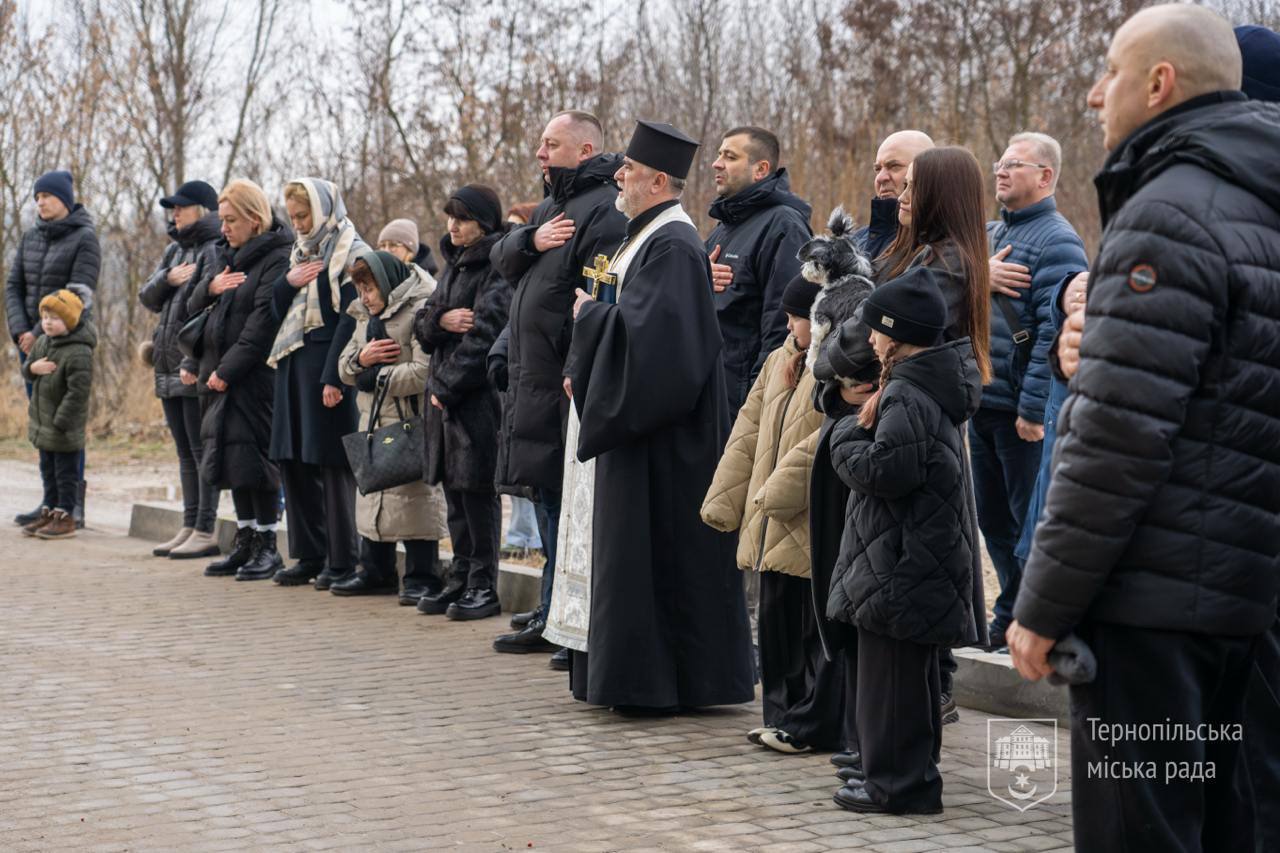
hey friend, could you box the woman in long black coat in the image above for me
[266,178,366,588]
[413,185,512,621]
[187,178,292,581]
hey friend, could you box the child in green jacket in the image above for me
[20,289,96,539]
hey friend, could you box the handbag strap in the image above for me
[996,293,1032,357]
[367,373,391,435]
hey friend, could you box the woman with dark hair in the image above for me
[871,145,991,724]
[876,146,993,383]
[335,251,448,600]
[413,185,513,621]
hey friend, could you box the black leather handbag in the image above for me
[176,303,214,360]
[341,374,425,496]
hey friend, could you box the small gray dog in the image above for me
[800,207,879,386]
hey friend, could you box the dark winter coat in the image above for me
[416,230,512,491]
[138,213,222,399]
[852,196,899,262]
[267,268,359,468]
[188,220,292,491]
[983,197,1088,422]
[705,169,812,412]
[21,320,97,453]
[490,153,627,491]
[5,205,101,342]
[1015,92,1280,640]
[413,242,439,277]
[826,339,982,646]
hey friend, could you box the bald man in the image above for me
[1005,6,1280,851]
[853,130,933,260]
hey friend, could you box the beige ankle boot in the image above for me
[153,526,194,556]
[169,529,220,559]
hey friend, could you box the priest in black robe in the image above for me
[565,120,755,711]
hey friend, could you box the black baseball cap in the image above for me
[160,180,219,210]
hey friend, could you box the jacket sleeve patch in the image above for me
[1127,264,1157,293]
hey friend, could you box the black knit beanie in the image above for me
[446,184,504,234]
[863,266,947,347]
[780,274,821,318]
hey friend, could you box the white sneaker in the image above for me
[760,729,811,754]
[747,726,777,746]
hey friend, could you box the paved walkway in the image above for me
[0,518,1074,852]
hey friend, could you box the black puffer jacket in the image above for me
[490,153,627,491]
[827,340,981,646]
[188,219,292,491]
[138,213,221,398]
[1015,93,1280,640]
[5,205,101,341]
[705,169,812,413]
[416,230,512,492]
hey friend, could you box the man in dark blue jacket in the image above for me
[975,132,1088,650]
[704,127,811,417]
[853,130,933,261]
[1008,6,1280,851]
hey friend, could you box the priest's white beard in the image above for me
[614,192,630,217]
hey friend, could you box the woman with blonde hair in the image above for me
[188,178,293,580]
[265,178,367,588]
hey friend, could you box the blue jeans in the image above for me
[505,496,542,549]
[533,487,561,618]
[969,407,1043,631]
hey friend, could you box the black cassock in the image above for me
[566,204,755,710]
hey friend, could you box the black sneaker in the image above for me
[941,692,960,725]
[446,587,501,621]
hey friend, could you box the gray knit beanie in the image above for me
[377,218,419,251]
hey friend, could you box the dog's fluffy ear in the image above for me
[827,206,854,237]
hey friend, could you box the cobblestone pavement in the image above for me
[0,521,1074,852]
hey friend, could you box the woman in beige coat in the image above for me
[702,275,853,755]
[335,250,448,604]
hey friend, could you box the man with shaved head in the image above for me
[488,110,627,658]
[854,130,933,260]
[1006,5,1280,850]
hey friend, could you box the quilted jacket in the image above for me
[826,339,982,645]
[701,336,823,576]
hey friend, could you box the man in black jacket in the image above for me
[6,170,101,528]
[489,110,627,655]
[704,127,811,417]
[853,130,933,261]
[1007,6,1280,851]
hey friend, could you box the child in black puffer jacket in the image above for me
[825,267,981,816]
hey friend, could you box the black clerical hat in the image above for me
[625,120,700,179]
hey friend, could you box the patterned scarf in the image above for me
[268,177,368,368]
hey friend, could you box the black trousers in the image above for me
[39,450,79,512]
[160,396,220,532]
[360,538,441,593]
[856,627,942,813]
[230,487,278,526]
[1070,621,1256,853]
[1246,616,1280,853]
[443,487,500,589]
[758,571,853,751]
[281,460,358,571]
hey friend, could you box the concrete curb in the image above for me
[129,503,542,614]
[953,647,1071,726]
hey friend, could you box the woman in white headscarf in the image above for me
[259,177,368,587]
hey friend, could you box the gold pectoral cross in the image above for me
[582,254,616,300]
